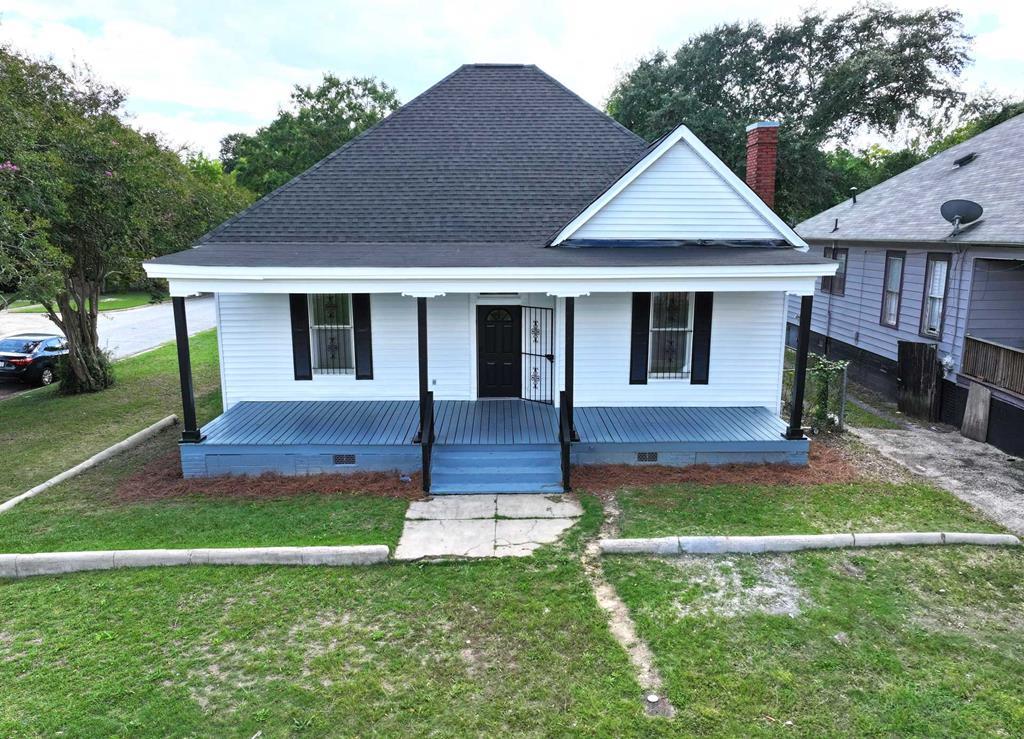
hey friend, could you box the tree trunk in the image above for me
[48,278,113,394]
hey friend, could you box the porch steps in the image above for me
[429,445,563,494]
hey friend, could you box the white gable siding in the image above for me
[217,292,472,409]
[572,291,786,410]
[572,141,780,241]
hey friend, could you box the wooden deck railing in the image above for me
[961,335,1024,397]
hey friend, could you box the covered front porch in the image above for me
[180,398,808,491]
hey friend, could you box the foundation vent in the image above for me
[333,454,357,466]
[636,451,659,463]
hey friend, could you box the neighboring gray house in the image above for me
[788,113,1024,456]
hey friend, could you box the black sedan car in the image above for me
[0,333,68,386]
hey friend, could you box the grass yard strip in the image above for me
[603,546,1024,736]
[611,481,1004,539]
[9,291,160,313]
[0,430,409,552]
[0,330,220,502]
[0,512,657,737]
[844,399,902,429]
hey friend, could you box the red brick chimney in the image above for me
[745,121,780,209]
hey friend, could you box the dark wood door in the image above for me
[477,305,521,397]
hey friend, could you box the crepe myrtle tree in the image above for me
[0,45,252,393]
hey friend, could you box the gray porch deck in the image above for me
[183,399,806,479]
[197,399,792,447]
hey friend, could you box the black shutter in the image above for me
[352,293,373,380]
[629,292,651,385]
[289,294,312,381]
[690,292,713,385]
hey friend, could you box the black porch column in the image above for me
[564,296,577,441]
[785,294,814,440]
[172,296,203,443]
[415,297,429,441]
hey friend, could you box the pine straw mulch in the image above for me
[116,438,862,504]
[571,440,861,497]
[114,450,424,504]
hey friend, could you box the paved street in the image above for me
[0,295,214,399]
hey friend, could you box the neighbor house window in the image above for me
[920,254,951,338]
[821,246,848,296]
[310,294,354,373]
[649,292,694,378]
[880,251,905,328]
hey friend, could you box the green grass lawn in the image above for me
[604,547,1024,736]
[0,330,220,502]
[614,480,1004,538]
[0,501,662,737]
[7,291,160,313]
[843,399,902,429]
[0,429,409,552]
[601,481,1023,736]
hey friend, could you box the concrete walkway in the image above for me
[394,495,583,560]
[851,423,1024,536]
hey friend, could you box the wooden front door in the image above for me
[477,305,522,397]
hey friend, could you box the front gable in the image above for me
[551,125,805,247]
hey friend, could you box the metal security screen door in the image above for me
[521,306,554,404]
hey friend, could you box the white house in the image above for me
[144,64,836,494]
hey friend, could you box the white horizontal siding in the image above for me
[572,292,786,409]
[573,140,780,241]
[218,291,787,412]
[217,293,471,408]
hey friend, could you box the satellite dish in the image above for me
[940,199,983,236]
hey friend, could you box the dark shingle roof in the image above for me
[151,64,823,270]
[797,113,1024,245]
[197,64,646,246]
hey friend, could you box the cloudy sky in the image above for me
[1,0,1021,156]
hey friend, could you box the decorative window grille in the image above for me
[310,294,354,374]
[648,292,694,378]
[921,255,950,337]
[881,252,904,328]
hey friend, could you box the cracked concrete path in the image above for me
[394,494,582,560]
[851,423,1024,535]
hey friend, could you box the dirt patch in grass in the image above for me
[574,441,859,495]
[115,450,423,503]
[670,555,807,619]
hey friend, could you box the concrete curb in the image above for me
[599,531,1021,555]
[0,415,178,515]
[0,545,390,579]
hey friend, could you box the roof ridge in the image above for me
[195,64,471,246]
[529,65,645,145]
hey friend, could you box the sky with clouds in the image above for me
[1,0,1021,157]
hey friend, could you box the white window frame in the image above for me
[920,255,950,338]
[880,251,904,329]
[309,293,355,375]
[648,291,695,379]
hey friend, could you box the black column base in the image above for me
[179,430,205,444]
[783,428,806,441]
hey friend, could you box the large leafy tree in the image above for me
[221,74,399,196]
[607,4,972,222]
[0,45,253,393]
